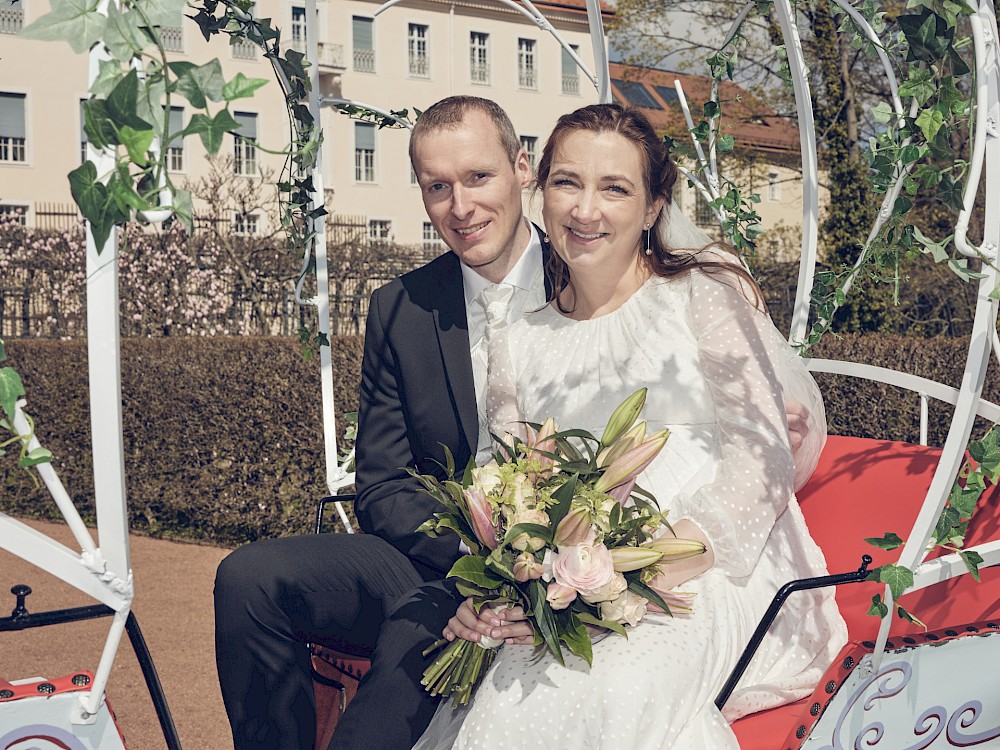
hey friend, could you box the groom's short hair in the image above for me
[409,96,522,169]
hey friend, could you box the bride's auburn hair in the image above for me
[536,103,763,313]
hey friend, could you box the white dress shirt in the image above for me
[461,223,547,464]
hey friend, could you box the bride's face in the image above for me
[541,130,663,277]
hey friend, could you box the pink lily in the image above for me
[464,486,498,550]
[596,422,646,468]
[606,477,636,505]
[526,417,558,476]
[545,582,578,610]
[593,429,670,494]
[554,507,593,547]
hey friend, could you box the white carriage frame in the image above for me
[1,0,998,729]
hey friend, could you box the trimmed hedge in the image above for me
[2,333,996,546]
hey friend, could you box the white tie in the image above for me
[479,284,523,447]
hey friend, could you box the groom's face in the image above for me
[412,110,533,283]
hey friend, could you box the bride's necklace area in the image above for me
[557,261,651,322]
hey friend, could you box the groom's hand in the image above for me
[785,399,810,454]
[444,599,534,646]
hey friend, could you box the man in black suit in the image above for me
[215,96,547,750]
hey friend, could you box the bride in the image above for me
[415,103,847,749]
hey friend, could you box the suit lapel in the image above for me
[432,254,479,454]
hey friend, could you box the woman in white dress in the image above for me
[415,104,847,749]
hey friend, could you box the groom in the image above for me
[214,95,818,750]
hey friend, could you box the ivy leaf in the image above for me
[83,99,119,150]
[867,593,889,618]
[864,532,905,550]
[171,188,194,235]
[960,550,984,582]
[703,101,720,119]
[90,60,124,97]
[898,12,951,62]
[878,563,914,600]
[915,108,945,141]
[947,258,985,282]
[896,604,926,628]
[690,121,710,142]
[0,340,6,363]
[892,195,913,217]
[0,367,26,423]
[19,0,107,54]
[938,75,965,111]
[170,59,226,109]
[19,447,53,468]
[911,226,951,262]
[716,134,735,153]
[969,429,1000,474]
[898,67,937,106]
[107,69,154,131]
[222,72,270,102]
[947,46,971,77]
[108,172,150,215]
[937,172,965,212]
[185,109,240,155]
[119,125,155,165]
[133,0,187,27]
[104,3,148,59]
[872,101,894,124]
[68,162,113,250]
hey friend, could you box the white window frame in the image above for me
[469,31,490,85]
[368,218,392,242]
[561,44,580,95]
[353,16,376,73]
[0,203,29,226]
[0,90,28,165]
[354,122,377,183]
[408,23,429,78]
[167,106,185,173]
[422,221,443,251]
[233,212,260,235]
[767,171,781,201]
[518,38,537,90]
[519,135,537,170]
[233,112,258,176]
[291,6,307,46]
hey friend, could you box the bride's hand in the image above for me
[444,599,534,646]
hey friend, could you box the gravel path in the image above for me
[2,519,234,750]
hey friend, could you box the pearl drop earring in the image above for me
[643,224,652,256]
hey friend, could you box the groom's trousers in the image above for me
[214,532,460,750]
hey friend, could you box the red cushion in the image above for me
[731,435,1000,748]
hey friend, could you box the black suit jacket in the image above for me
[355,231,551,580]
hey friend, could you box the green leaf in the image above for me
[107,69,154,130]
[716,134,735,153]
[867,593,889,618]
[547,475,577,531]
[502,523,552,547]
[872,101,894,124]
[90,60,124,97]
[529,580,564,665]
[19,0,106,54]
[911,226,951,263]
[938,75,965,111]
[879,563,914,600]
[447,555,505,589]
[898,12,951,62]
[222,72,270,102]
[896,604,926,628]
[959,550,984,582]
[576,611,627,637]
[19,447,52,468]
[68,162,114,250]
[892,195,913,217]
[703,101,720,119]
[170,59,226,109]
[134,0,187,27]
[0,367,26,422]
[185,109,240,155]
[626,577,671,615]
[937,173,965,212]
[104,3,148,59]
[864,532,905,550]
[83,99,118,150]
[119,125,155,166]
[949,486,981,519]
[558,613,593,666]
[171,187,194,235]
[915,108,945,141]
[898,67,937,106]
[0,340,6,363]
[947,258,986,282]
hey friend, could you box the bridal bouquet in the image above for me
[413,388,706,706]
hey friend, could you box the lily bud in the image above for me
[606,477,636,506]
[594,429,670,494]
[464,486,498,550]
[554,507,592,547]
[610,546,663,572]
[513,552,544,582]
[600,388,647,447]
[597,422,647,468]
[545,582,577,610]
[645,536,706,563]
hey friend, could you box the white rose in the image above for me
[472,462,503,494]
[601,590,648,627]
[581,572,627,604]
[552,541,615,598]
[510,508,550,552]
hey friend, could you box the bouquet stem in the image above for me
[421,638,499,706]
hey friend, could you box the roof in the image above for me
[530,0,615,18]
[608,62,800,155]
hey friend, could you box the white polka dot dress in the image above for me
[414,260,847,750]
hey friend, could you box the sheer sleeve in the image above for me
[677,266,797,578]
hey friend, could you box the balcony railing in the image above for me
[354,47,375,73]
[519,69,536,89]
[232,38,258,60]
[161,26,183,52]
[409,54,429,78]
[562,73,580,95]
[289,39,345,69]
[0,5,23,34]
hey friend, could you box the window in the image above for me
[355,122,376,182]
[561,45,579,95]
[368,219,392,242]
[291,6,307,49]
[80,100,89,164]
[168,107,185,172]
[161,25,183,52]
[0,204,27,225]
[695,191,716,226]
[612,79,662,110]
[233,112,258,175]
[520,135,537,169]
[408,24,429,78]
[410,164,419,186]
[0,92,26,163]
[0,1,23,35]
[470,32,489,84]
[232,3,257,58]
[353,16,375,72]
[233,212,259,235]
[653,85,680,107]
[768,171,781,201]
[422,222,442,251]
[518,38,536,90]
